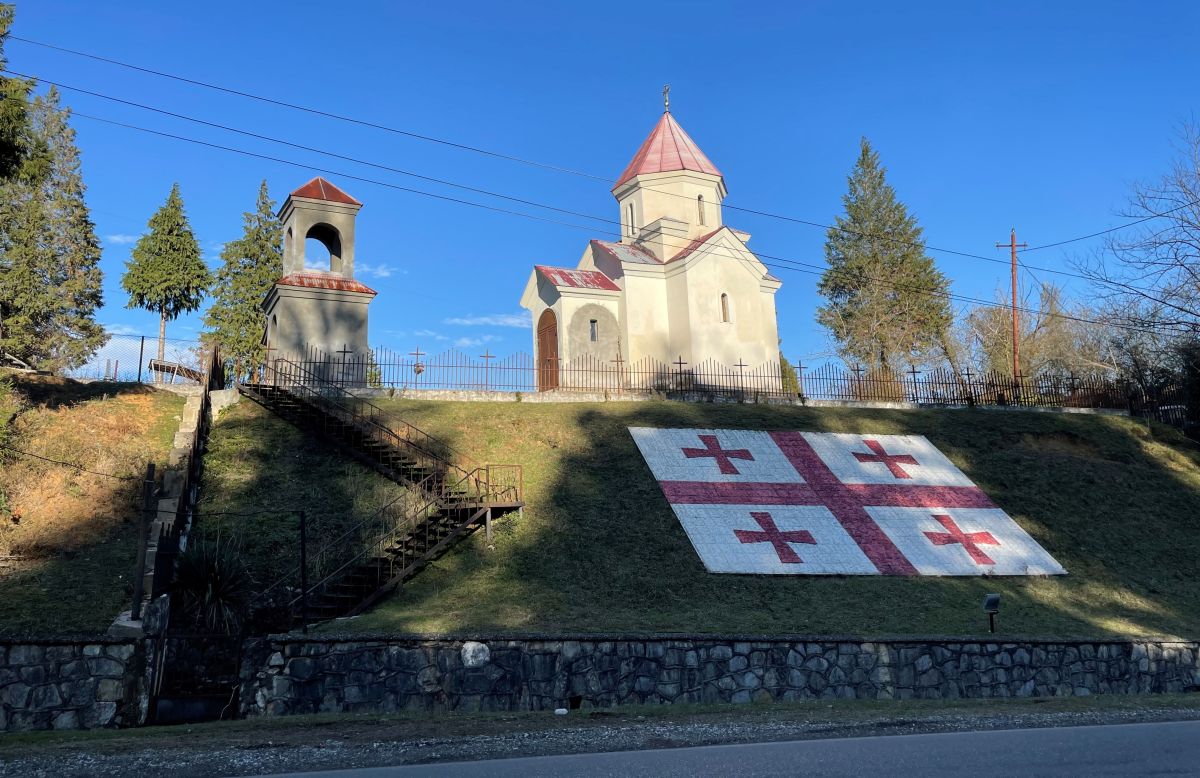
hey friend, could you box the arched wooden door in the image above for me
[536,309,559,391]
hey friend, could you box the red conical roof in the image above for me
[613,112,723,190]
[290,177,361,205]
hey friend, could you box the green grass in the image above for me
[311,399,1200,639]
[0,374,185,634]
[196,400,409,590]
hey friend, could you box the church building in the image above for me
[519,95,782,391]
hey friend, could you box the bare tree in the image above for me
[1078,123,1200,329]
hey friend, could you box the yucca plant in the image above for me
[171,540,256,634]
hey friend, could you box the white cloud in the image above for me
[453,334,501,348]
[356,262,402,279]
[103,323,142,336]
[104,234,141,245]
[413,329,449,341]
[443,312,531,328]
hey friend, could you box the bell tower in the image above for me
[262,177,378,381]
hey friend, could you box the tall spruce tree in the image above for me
[0,4,30,181]
[122,183,210,375]
[33,89,106,368]
[203,180,282,383]
[817,138,951,372]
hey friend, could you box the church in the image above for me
[519,94,782,391]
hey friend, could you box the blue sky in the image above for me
[8,1,1200,363]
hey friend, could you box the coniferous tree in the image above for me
[0,4,30,181]
[122,183,210,376]
[817,138,951,372]
[34,89,106,368]
[203,180,282,383]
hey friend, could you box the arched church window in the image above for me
[720,293,730,323]
[627,202,636,237]
[589,319,598,342]
[698,195,706,226]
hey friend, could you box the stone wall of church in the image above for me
[240,635,1200,717]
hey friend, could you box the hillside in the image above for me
[0,372,185,633]
[203,397,1200,640]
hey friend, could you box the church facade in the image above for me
[520,103,782,391]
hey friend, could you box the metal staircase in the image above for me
[240,358,522,629]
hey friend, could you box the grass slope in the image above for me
[320,399,1200,639]
[0,373,184,633]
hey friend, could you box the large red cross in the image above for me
[682,434,754,475]
[853,439,920,479]
[733,511,816,564]
[660,432,997,575]
[924,514,1000,565]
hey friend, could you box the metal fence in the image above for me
[64,333,205,384]
[285,345,790,398]
[794,363,1130,409]
[266,345,1197,425]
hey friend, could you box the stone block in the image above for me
[3,682,31,707]
[85,700,118,729]
[52,710,80,730]
[86,657,124,677]
[8,645,44,665]
[95,679,125,703]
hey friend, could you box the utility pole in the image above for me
[996,228,1027,380]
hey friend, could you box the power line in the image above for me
[0,91,1181,336]
[0,444,139,480]
[6,36,1171,270]
[13,67,1188,308]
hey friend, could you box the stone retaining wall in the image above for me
[241,635,1200,717]
[0,639,146,731]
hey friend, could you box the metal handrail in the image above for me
[283,466,490,611]
[248,360,523,623]
[272,356,479,473]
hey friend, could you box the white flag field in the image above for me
[629,428,1066,577]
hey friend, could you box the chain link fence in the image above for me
[63,333,205,385]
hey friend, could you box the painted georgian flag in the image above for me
[629,428,1066,577]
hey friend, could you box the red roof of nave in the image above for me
[289,177,362,206]
[534,265,621,292]
[613,112,723,190]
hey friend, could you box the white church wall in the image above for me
[621,271,672,366]
[671,237,780,369]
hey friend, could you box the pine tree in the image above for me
[0,4,31,181]
[33,89,106,369]
[0,195,57,360]
[817,138,951,372]
[203,180,282,383]
[0,89,103,369]
[122,184,210,376]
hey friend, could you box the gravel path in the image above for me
[4,702,1200,777]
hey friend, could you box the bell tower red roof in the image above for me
[289,177,362,206]
[613,112,723,190]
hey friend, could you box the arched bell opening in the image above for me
[305,222,344,274]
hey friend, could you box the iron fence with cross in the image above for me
[271,344,1192,418]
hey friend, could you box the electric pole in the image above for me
[996,228,1027,381]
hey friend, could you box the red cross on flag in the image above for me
[629,428,1066,577]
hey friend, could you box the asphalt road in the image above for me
[257,719,1200,777]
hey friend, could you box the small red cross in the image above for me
[682,434,754,475]
[924,514,1000,565]
[734,512,816,564]
[853,439,920,479]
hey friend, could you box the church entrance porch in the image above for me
[537,309,560,391]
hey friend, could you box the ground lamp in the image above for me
[982,593,1001,633]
